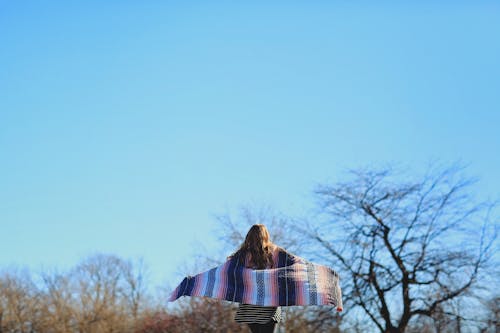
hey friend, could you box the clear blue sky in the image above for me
[1,2,499,286]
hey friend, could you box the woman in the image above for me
[229,224,282,333]
[168,225,343,331]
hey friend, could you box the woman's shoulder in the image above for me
[269,244,285,258]
[272,246,306,265]
[269,244,284,252]
[271,245,292,256]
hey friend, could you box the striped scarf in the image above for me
[168,248,342,308]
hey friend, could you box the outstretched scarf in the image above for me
[168,248,342,308]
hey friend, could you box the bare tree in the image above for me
[299,164,497,332]
[68,254,152,332]
[40,254,150,333]
[0,254,151,333]
[41,270,76,332]
[120,257,149,323]
[0,268,46,333]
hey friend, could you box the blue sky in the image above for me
[1,2,499,286]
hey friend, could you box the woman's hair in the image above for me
[231,224,274,269]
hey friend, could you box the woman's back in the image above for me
[234,242,282,328]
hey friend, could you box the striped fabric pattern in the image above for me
[234,304,282,324]
[168,248,342,308]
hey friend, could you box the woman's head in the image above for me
[243,224,271,249]
[235,224,274,269]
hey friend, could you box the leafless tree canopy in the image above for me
[0,254,149,333]
[298,164,498,333]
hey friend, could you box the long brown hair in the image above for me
[231,224,275,269]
